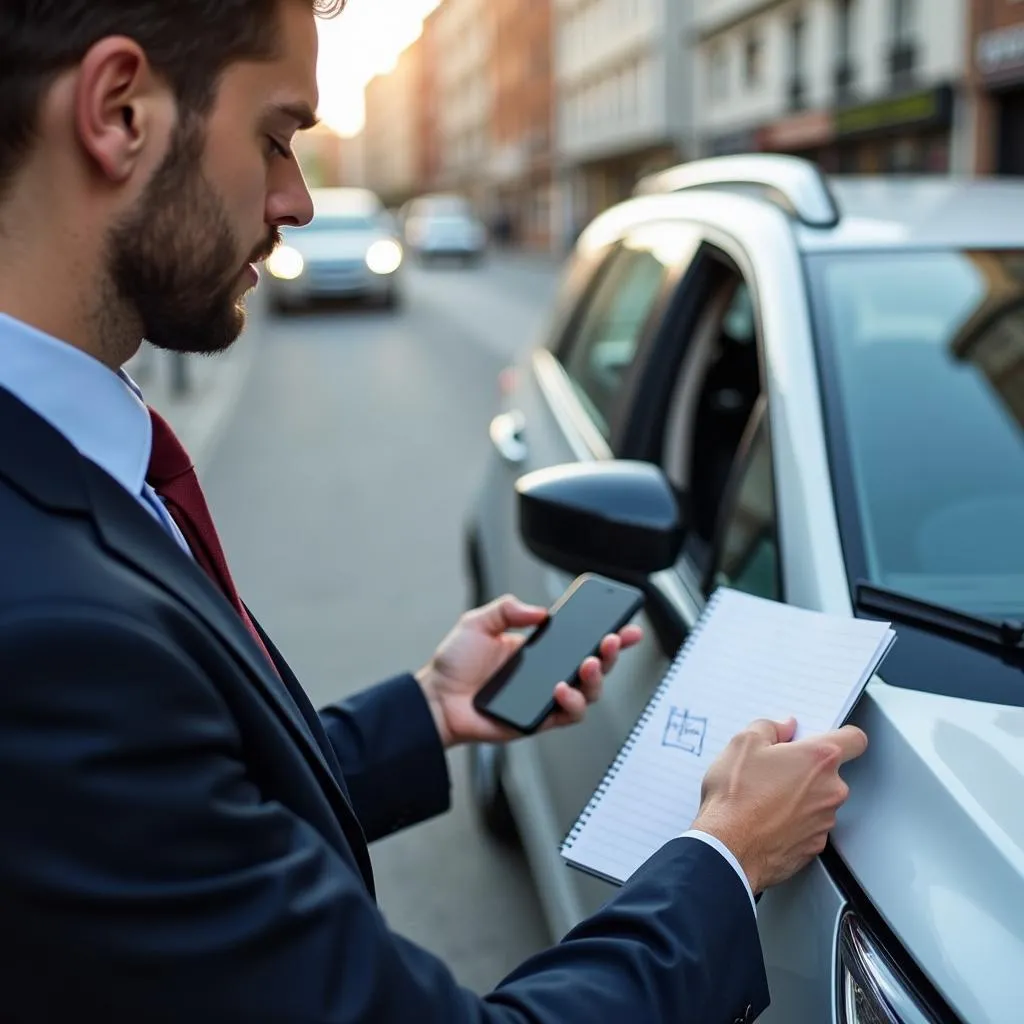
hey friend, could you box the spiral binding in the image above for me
[560,589,723,854]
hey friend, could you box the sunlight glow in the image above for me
[316,0,440,137]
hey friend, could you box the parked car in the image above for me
[402,193,487,265]
[263,187,404,311]
[465,154,1024,1024]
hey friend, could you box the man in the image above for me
[0,2,867,1021]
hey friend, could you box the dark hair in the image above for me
[0,0,345,192]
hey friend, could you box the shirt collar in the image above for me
[0,313,152,498]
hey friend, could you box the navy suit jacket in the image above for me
[0,385,769,1023]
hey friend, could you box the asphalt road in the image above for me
[202,252,563,994]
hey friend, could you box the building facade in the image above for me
[696,0,970,174]
[363,41,422,207]
[491,0,556,248]
[554,0,696,245]
[434,0,494,215]
[970,0,1024,174]
[293,123,346,188]
[416,7,443,193]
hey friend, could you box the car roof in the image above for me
[795,177,1024,253]
[310,188,383,218]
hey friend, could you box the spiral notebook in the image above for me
[560,587,896,886]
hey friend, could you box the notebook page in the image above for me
[561,588,894,886]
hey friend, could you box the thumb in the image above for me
[471,595,547,634]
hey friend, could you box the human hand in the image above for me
[415,594,643,749]
[691,718,868,895]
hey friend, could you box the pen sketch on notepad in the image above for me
[662,708,707,756]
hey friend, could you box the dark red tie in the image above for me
[146,406,277,673]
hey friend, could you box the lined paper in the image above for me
[560,588,895,886]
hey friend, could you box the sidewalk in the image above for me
[124,328,254,469]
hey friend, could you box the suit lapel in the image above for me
[0,387,376,891]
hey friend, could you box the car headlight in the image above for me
[366,238,403,275]
[838,913,940,1024]
[265,246,304,281]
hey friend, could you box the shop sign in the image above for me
[835,85,953,139]
[758,110,835,152]
[977,24,1024,85]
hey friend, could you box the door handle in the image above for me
[489,410,527,465]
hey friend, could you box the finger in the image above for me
[824,725,868,765]
[576,658,603,703]
[597,634,621,671]
[618,624,644,648]
[746,717,797,745]
[552,681,587,723]
[470,594,547,634]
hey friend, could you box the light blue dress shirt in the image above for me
[0,312,756,914]
[0,313,190,553]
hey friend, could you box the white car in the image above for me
[465,155,1024,1023]
[263,188,404,311]
[402,193,487,265]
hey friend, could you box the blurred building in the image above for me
[970,0,1024,174]
[554,0,696,243]
[491,0,556,249]
[417,7,444,193]
[696,0,970,174]
[435,0,494,216]
[339,131,367,188]
[363,42,422,207]
[293,122,346,188]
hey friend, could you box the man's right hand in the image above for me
[691,718,868,895]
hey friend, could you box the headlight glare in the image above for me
[266,246,304,281]
[366,238,403,275]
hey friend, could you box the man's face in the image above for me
[107,0,318,355]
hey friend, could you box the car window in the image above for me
[560,244,668,438]
[661,265,762,579]
[709,409,780,600]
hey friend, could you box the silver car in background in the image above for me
[263,187,404,312]
[402,193,487,266]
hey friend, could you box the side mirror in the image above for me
[515,460,687,584]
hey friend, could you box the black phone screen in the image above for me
[477,575,644,733]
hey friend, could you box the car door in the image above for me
[540,241,782,927]
[491,221,704,928]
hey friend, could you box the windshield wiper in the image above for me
[855,581,1024,654]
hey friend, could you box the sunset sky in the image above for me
[316,0,440,137]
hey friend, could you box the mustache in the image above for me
[249,229,282,265]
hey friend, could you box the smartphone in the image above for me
[473,573,645,734]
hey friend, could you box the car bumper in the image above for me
[266,262,397,302]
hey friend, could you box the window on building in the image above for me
[788,12,807,112]
[709,44,729,102]
[744,30,763,88]
[836,0,857,102]
[890,0,917,89]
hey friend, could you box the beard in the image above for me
[106,118,277,357]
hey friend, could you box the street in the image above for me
[200,253,562,993]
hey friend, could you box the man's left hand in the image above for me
[416,594,644,749]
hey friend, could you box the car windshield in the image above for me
[808,249,1024,618]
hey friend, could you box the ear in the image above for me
[73,36,171,184]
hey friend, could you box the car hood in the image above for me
[837,678,1024,1023]
[287,231,382,262]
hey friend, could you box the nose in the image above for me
[266,160,314,228]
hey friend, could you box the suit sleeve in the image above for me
[318,673,451,841]
[0,607,768,1024]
